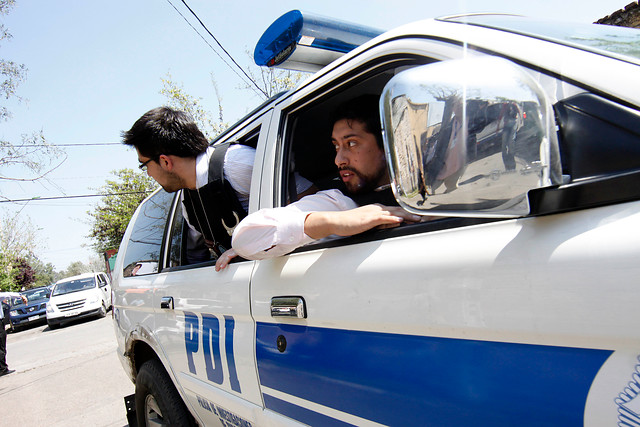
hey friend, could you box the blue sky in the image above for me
[0,0,627,271]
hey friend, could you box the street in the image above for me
[1,314,134,426]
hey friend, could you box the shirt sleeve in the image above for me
[232,189,357,260]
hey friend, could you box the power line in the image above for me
[165,0,268,98]
[6,142,121,148]
[0,191,155,203]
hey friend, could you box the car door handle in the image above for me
[271,296,306,318]
[160,296,174,310]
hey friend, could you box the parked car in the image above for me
[46,272,112,329]
[113,10,640,427]
[8,286,50,332]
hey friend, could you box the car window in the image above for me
[167,199,186,268]
[281,57,433,205]
[122,189,174,277]
[22,288,49,302]
[53,278,97,296]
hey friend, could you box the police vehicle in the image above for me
[112,10,640,426]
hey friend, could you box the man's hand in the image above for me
[304,204,421,240]
[215,248,237,271]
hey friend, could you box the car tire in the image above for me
[47,321,59,330]
[98,303,107,318]
[135,359,195,427]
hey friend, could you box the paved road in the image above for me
[1,314,134,426]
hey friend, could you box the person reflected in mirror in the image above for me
[216,95,421,270]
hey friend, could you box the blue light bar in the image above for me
[254,10,383,72]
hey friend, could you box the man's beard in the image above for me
[340,166,386,195]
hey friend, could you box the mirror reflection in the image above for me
[382,57,561,217]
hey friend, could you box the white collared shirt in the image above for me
[231,189,357,260]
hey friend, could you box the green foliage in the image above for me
[88,168,157,254]
[60,261,91,279]
[28,256,59,288]
[0,252,16,291]
[12,257,34,289]
[0,211,41,291]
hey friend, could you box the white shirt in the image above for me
[195,144,254,210]
[232,189,357,260]
[185,144,313,255]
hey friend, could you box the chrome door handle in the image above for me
[271,297,306,318]
[160,296,174,310]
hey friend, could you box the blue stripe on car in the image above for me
[257,322,612,426]
[263,394,355,426]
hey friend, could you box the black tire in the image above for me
[97,303,107,318]
[135,359,194,427]
[47,321,59,330]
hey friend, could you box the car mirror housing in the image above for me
[380,56,562,218]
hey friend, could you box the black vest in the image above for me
[182,142,247,254]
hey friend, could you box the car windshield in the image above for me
[21,288,50,303]
[442,15,640,64]
[10,296,24,307]
[53,278,96,296]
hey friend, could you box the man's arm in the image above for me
[231,189,357,260]
[303,204,421,239]
[217,203,421,270]
[231,189,421,261]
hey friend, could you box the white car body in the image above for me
[47,272,112,328]
[113,12,640,427]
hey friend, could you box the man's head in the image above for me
[122,107,209,192]
[331,95,388,194]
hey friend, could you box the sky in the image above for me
[0,0,628,271]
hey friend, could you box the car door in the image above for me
[152,115,273,426]
[247,39,640,426]
[97,273,111,308]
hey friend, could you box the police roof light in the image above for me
[254,10,383,73]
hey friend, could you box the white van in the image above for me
[113,10,640,427]
[47,272,112,329]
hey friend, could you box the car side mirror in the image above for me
[380,56,562,218]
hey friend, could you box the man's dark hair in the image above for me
[331,94,383,148]
[121,107,209,159]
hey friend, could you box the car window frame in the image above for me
[273,49,500,254]
[120,188,175,278]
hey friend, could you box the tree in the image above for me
[12,257,34,290]
[0,252,15,291]
[0,0,66,198]
[87,255,105,273]
[160,72,228,139]
[0,211,40,291]
[160,60,307,140]
[87,168,157,254]
[62,261,91,278]
[28,255,59,288]
[239,52,307,99]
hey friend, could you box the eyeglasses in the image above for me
[138,158,154,171]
